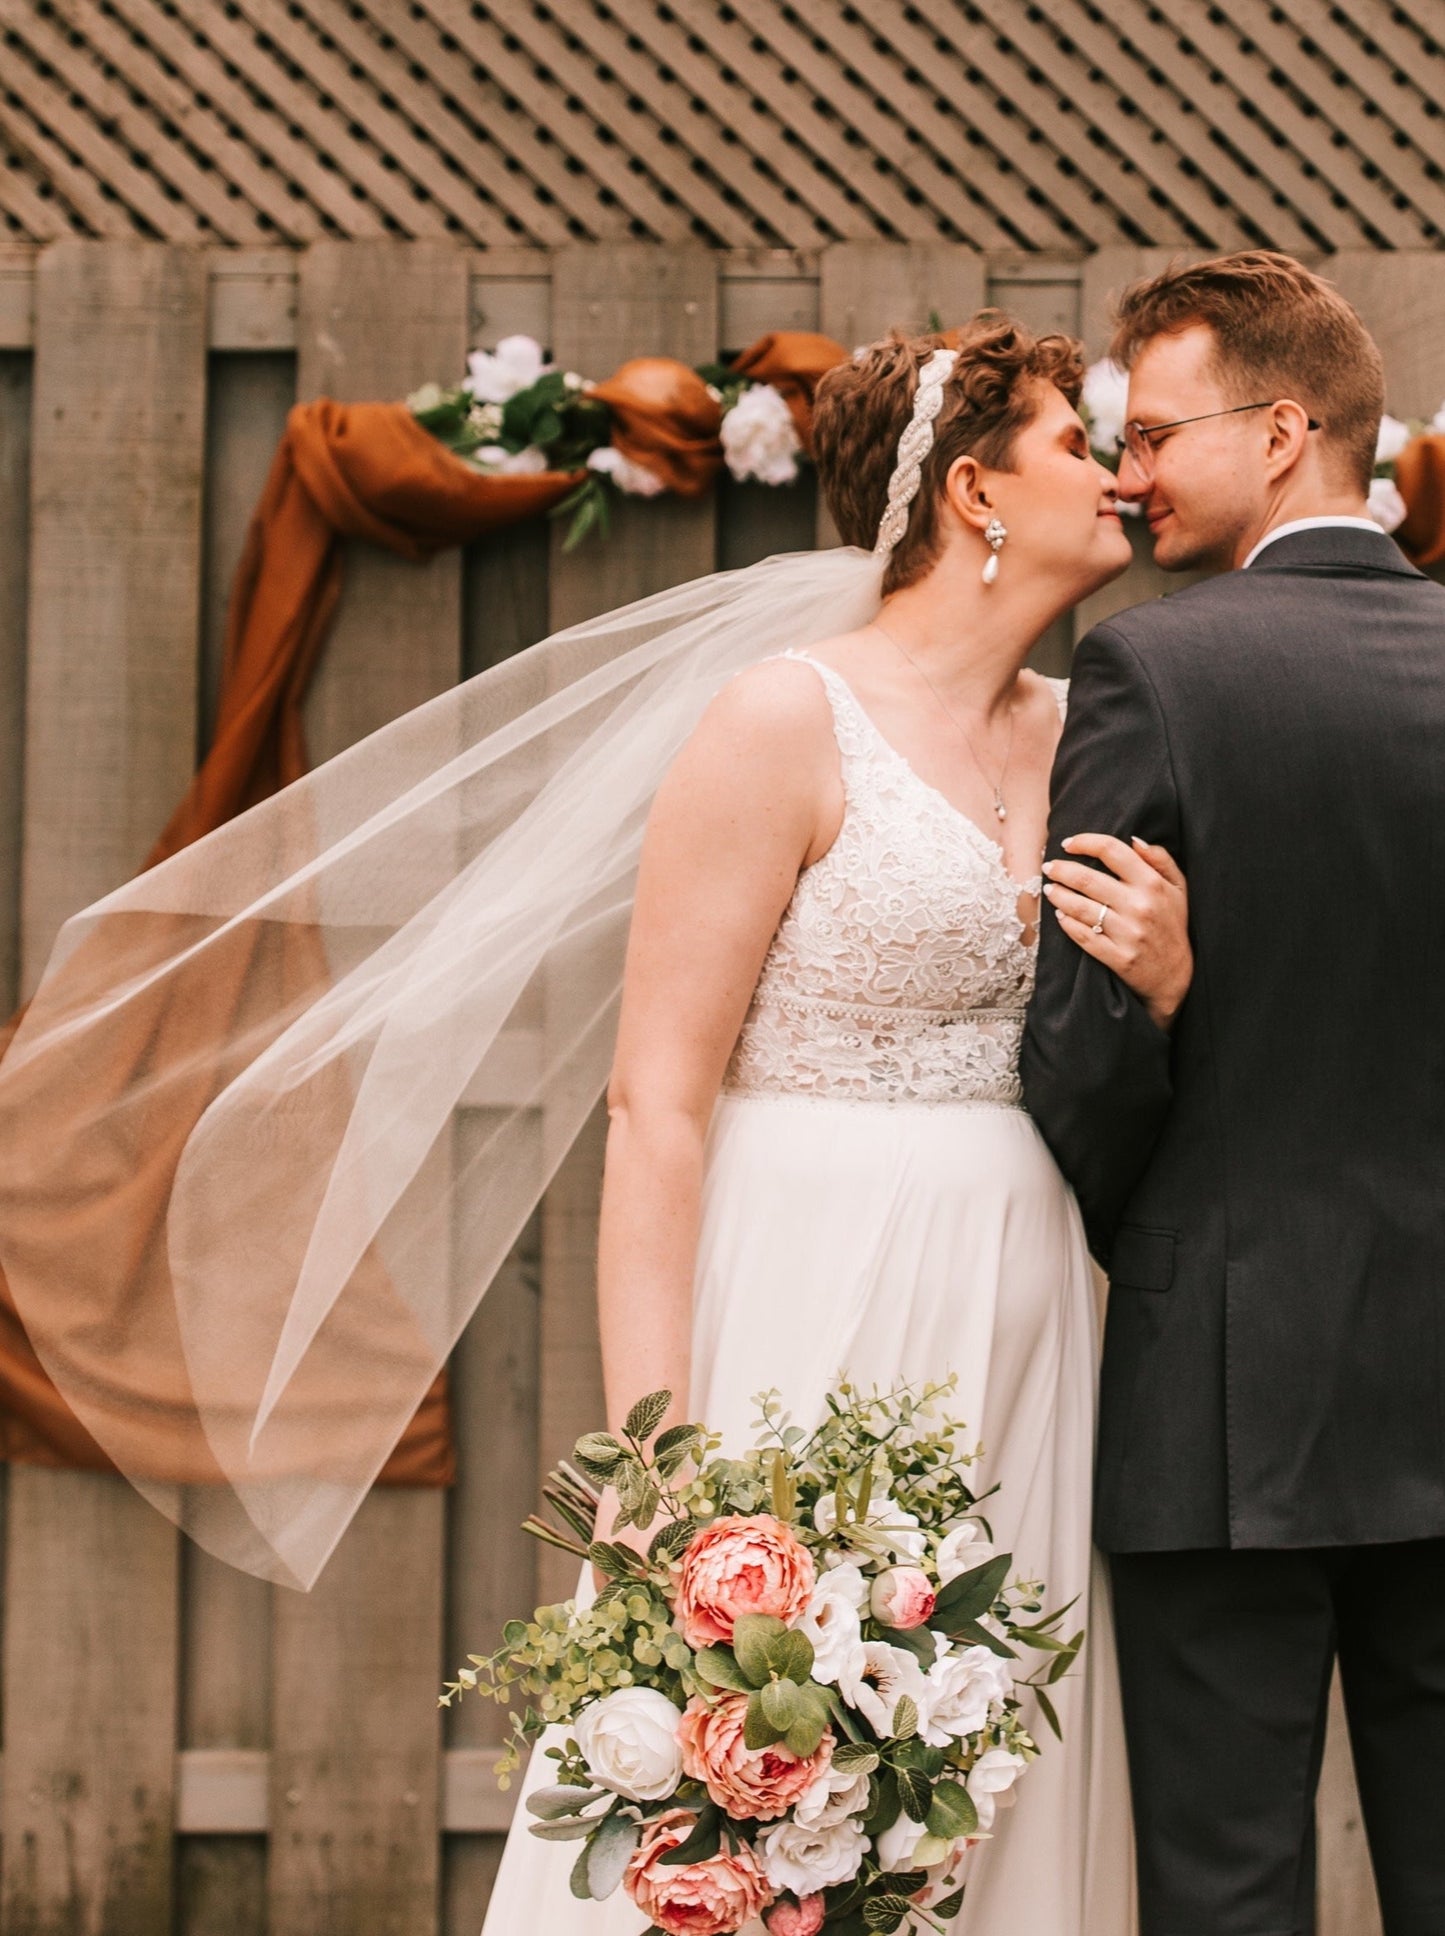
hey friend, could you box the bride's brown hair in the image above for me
[813,316,1085,594]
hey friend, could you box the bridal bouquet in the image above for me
[442,1380,1081,1935]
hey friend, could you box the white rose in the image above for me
[794,1762,872,1829]
[1376,413,1413,466]
[757,1814,868,1893]
[1367,475,1407,534]
[573,1686,684,1801]
[797,1563,868,1688]
[839,1639,930,1738]
[720,383,802,487]
[966,1746,1027,1833]
[466,334,552,403]
[1081,357,1129,456]
[875,1808,930,1873]
[472,443,548,476]
[1431,399,1445,435]
[934,1520,996,1586]
[918,1645,1014,1748]
[586,444,667,497]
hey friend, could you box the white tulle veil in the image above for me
[0,542,887,1588]
[0,348,960,1590]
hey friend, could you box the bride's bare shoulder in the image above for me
[700,652,839,753]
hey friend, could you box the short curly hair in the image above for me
[812,316,1085,595]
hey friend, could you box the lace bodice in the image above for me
[723,656,1068,1106]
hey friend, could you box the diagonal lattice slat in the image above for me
[0,0,1441,250]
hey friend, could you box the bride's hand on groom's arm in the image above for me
[1041,833,1192,1033]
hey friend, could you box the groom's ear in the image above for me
[1262,398,1316,481]
[942,453,994,536]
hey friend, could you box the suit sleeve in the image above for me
[1020,622,1182,1265]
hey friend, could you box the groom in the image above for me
[1022,251,1445,1936]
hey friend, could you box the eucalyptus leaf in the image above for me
[897,1765,932,1822]
[526,1784,606,1821]
[529,1814,601,1842]
[744,1688,785,1751]
[586,1812,640,1899]
[1044,1632,1086,1684]
[908,1832,955,1868]
[784,1707,828,1758]
[625,1390,673,1444]
[732,1613,787,1686]
[693,1646,754,1694]
[760,1677,802,1730]
[925,1778,978,1841]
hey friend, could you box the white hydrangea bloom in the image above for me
[720,383,802,487]
[1081,358,1130,456]
[586,444,666,498]
[1367,474,1406,534]
[466,335,553,403]
[1376,413,1413,466]
[472,444,548,476]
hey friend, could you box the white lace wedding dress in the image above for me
[481,655,1134,1934]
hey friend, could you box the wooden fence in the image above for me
[0,237,1442,1936]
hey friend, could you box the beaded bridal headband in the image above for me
[873,347,959,558]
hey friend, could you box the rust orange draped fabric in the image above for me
[0,335,850,1491]
[1396,433,1445,570]
[0,402,578,1486]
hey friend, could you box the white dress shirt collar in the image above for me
[1242,515,1383,569]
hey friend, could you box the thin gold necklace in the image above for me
[872,620,1017,823]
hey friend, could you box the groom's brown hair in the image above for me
[1109,250,1384,493]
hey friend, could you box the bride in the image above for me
[482,324,1192,1933]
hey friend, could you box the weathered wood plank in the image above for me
[199,351,296,753]
[20,240,207,987]
[1323,252,1445,422]
[3,245,203,1936]
[1,1472,179,1936]
[0,351,29,1017]
[266,240,467,1936]
[535,247,718,1616]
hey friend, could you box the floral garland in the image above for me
[1079,358,1445,533]
[409,334,808,549]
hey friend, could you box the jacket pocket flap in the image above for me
[1110,1225,1176,1292]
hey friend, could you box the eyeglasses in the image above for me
[1116,402,1321,482]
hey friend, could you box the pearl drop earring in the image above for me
[982,516,1008,585]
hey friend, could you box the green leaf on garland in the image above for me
[693,1646,754,1694]
[925,1778,978,1841]
[658,1803,720,1867]
[896,1765,932,1822]
[586,1811,640,1899]
[933,1554,1012,1625]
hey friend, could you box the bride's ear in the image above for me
[941,453,996,539]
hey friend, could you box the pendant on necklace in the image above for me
[994,795,1008,822]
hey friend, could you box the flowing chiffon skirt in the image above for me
[481,1093,1135,1934]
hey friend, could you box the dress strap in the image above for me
[1045,674,1069,722]
[778,651,877,767]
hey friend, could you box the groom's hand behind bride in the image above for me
[1042,833,1192,1033]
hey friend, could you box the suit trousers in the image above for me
[1109,1540,1445,1936]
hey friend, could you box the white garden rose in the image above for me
[573,1686,684,1801]
[757,1814,868,1893]
[587,444,667,497]
[875,1808,930,1873]
[466,334,553,403]
[796,1562,868,1688]
[934,1519,996,1586]
[1081,357,1129,457]
[838,1639,931,1738]
[918,1644,1013,1748]
[1367,474,1407,534]
[966,1746,1027,1832]
[794,1762,872,1830]
[1376,413,1413,465]
[720,382,802,487]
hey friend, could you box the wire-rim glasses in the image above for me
[1116,401,1321,481]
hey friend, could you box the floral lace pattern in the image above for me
[723,656,1068,1106]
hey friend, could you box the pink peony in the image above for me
[624,1808,773,1936]
[869,1566,938,1631]
[765,1896,826,1935]
[678,1693,833,1821]
[675,1514,816,1650]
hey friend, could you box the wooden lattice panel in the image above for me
[0,0,1442,251]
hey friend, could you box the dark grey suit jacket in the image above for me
[1021,525,1445,1553]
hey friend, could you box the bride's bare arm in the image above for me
[597,661,841,1457]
